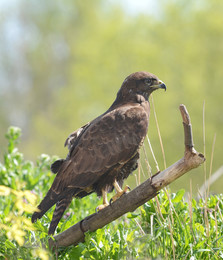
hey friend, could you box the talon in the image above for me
[96,203,109,212]
[110,191,125,203]
[110,181,130,203]
[109,198,113,205]
[125,185,131,192]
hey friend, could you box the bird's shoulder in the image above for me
[81,102,149,136]
[70,103,149,152]
[65,101,150,161]
[64,123,90,150]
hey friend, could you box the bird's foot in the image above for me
[96,203,109,212]
[110,185,130,204]
[96,189,109,212]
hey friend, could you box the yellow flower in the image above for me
[0,185,11,196]
[33,248,49,260]
[7,224,26,246]
[24,190,37,204]
[15,200,38,214]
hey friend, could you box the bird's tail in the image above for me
[48,195,72,235]
[31,188,59,223]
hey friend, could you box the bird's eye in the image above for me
[144,78,152,85]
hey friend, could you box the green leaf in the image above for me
[127,213,139,219]
[192,198,197,208]
[172,189,185,203]
[5,239,16,249]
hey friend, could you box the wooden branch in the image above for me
[48,104,205,249]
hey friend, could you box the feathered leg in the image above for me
[48,195,72,235]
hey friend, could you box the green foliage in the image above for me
[1,0,223,192]
[0,127,51,259]
[1,126,223,259]
[140,190,223,259]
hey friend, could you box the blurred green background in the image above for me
[0,0,222,193]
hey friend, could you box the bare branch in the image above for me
[48,104,205,249]
[179,104,194,150]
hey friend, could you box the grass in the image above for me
[0,126,223,259]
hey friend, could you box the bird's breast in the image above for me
[141,100,150,118]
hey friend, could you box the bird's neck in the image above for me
[109,92,149,110]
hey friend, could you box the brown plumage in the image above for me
[31,71,166,235]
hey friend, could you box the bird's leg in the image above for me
[110,180,130,204]
[96,189,109,211]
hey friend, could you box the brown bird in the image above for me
[31,71,166,235]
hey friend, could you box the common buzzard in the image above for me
[32,71,166,235]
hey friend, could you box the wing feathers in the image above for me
[33,104,149,227]
[57,105,148,189]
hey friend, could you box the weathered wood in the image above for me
[48,104,205,249]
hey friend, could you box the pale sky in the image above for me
[0,0,159,15]
[110,0,159,15]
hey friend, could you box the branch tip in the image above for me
[179,104,191,125]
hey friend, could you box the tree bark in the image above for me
[48,104,205,249]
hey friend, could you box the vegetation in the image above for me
[0,1,222,258]
[0,0,223,192]
[1,127,223,259]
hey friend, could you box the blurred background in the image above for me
[0,0,222,193]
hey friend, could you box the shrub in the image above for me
[0,126,223,259]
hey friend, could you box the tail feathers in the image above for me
[51,159,65,174]
[31,189,59,223]
[48,196,72,235]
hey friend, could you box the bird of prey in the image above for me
[32,71,166,235]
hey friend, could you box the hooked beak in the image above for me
[157,80,167,91]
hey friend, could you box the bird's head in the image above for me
[119,71,166,101]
